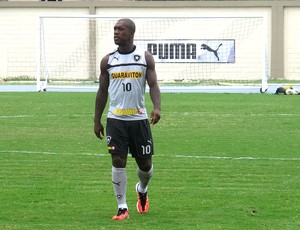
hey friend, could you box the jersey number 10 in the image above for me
[122,83,132,92]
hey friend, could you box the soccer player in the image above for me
[94,18,161,220]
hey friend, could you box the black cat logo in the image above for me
[201,43,222,61]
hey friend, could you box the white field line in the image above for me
[0,113,299,120]
[0,115,35,118]
[0,150,106,157]
[0,114,85,119]
[175,155,300,161]
[1,150,300,161]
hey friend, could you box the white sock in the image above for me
[112,166,128,210]
[137,165,153,193]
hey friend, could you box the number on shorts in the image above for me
[141,145,151,155]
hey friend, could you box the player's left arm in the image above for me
[145,51,161,125]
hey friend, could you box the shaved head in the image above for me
[118,18,136,34]
[113,18,136,52]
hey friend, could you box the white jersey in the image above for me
[107,46,148,121]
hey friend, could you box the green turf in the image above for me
[0,92,299,229]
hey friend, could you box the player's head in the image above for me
[114,18,135,46]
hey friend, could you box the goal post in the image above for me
[36,16,268,92]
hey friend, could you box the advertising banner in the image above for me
[135,39,235,63]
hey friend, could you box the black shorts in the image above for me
[106,118,154,159]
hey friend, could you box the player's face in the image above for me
[113,21,133,46]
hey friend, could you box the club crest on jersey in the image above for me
[107,136,112,144]
[134,55,141,61]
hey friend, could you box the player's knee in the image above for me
[137,158,152,172]
[111,155,127,168]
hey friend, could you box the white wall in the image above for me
[1,4,300,81]
[0,8,89,78]
[284,7,300,80]
[0,7,271,82]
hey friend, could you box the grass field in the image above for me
[0,92,299,230]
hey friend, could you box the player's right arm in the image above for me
[94,55,109,140]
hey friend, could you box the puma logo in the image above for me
[112,181,121,186]
[113,56,119,61]
[201,43,222,61]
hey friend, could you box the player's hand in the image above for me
[150,108,161,125]
[94,122,104,139]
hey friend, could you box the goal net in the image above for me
[37,16,268,92]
